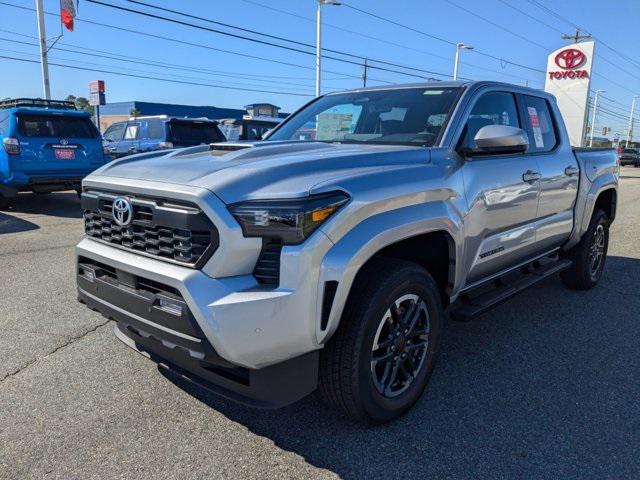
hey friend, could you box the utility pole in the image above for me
[35,0,51,99]
[315,0,341,97]
[361,58,368,88]
[589,89,605,147]
[561,29,592,44]
[626,95,638,147]
[453,43,473,81]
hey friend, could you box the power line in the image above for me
[0,35,346,91]
[84,0,453,81]
[0,54,314,96]
[342,2,547,75]
[0,1,393,85]
[443,0,552,51]
[0,45,317,94]
[525,0,640,72]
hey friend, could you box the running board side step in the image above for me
[449,257,573,322]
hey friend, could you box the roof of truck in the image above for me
[326,80,544,96]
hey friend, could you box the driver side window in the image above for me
[103,123,125,142]
[461,92,520,151]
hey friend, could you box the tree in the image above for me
[130,107,141,118]
[66,94,94,114]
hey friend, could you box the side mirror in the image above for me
[470,125,529,156]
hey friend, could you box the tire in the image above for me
[560,209,610,290]
[319,258,444,424]
[0,195,9,211]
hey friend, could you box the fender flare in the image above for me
[316,201,463,345]
[565,172,617,250]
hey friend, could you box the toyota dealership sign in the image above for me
[545,41,595,146]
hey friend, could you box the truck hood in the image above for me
[93,141,430,204]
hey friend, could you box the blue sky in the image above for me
[0,0,638,135]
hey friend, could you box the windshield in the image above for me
[17,114,98,138]
[269,87,461,146]
[168,121,224,145]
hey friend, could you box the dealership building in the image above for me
[96,101,283,132]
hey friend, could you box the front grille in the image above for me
[82,190,218,268]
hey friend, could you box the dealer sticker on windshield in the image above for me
[527,107,544,148]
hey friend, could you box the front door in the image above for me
[458,91,542,285]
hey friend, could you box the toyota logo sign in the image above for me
[112,197,133,226]
[554,48,586,70]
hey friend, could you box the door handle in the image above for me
[522,170,541,183]
[108,147,117,152]
[564,165,579,176]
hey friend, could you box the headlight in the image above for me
[228,192,349,244]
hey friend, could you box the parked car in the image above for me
[0,98,109,209]
[102,116,225,158]
[76,81,618,424]
[618,148,640,167]
[217,115,282,141]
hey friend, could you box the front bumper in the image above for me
[76,252,319,408]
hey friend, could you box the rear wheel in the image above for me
[319,258,444,424]
[0,194,9,210]
[561,209,609,290]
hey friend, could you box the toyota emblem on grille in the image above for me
[112,197,133,226]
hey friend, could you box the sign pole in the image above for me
[626,95,638,147]
[35,0,51,99]
[589,89,605,148]
[95,105,101,133]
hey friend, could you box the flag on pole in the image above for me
[60,0,77,31]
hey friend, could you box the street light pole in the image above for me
[589,89,605,148]
[626,95,638,147]
[315,0,340,97]
[35,0,51,99]
[453,43,473,81]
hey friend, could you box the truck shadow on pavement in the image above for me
[0,192,82,234]
[162,255,640,479]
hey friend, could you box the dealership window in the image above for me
[522,95,557,153]
[460,91,520,151]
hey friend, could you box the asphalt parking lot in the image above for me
[1,168,639,480]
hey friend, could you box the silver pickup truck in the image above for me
[76,81,618,424]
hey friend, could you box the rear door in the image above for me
[14,113,104,175]
[117,121,141,157]
[459,90,542,284]
[521,94,579,250]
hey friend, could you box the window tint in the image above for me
[245,122,273,140]
[522,95,557,153]
[461,92,520,150]
[124,123,139,140]
[146,120,165,139]
[103,123,125,142]
[17,115,98,138]
[0,114,9,134]
[168,121,224,145]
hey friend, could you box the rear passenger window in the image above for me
[461,92,520,150]
[522,95,557,153]
[146,120,165,139]
[124,123,139,140]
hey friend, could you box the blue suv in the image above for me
[0,98,109,208]
[102,116,225,158]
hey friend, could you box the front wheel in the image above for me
[561,209,610,290]
[319,258,444,424]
